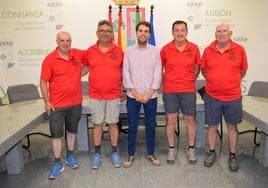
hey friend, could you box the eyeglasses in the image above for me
[98,30,113,34]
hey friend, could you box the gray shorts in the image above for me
[204,94,242,126]
[89,98,120,124]
[163,92,196,116]
[49,104,82,138]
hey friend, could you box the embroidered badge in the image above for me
[228,52,236,61]
[110,52,118,60]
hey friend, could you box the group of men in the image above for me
[40,19,248,180]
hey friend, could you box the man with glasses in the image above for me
[83,20,124,169]
[160,20,201,165]
[201,23,248,171]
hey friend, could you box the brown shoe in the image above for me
[147,155,161,166]
[123,156,135,168]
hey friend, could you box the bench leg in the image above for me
[195,111,205,149]
[259,132,268,167]
[77,114,89,152]
[6,142,24,174]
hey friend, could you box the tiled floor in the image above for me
[0,120,268,188]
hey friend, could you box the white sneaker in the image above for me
[167,148,176,164]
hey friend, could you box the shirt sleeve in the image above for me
[240,47,248,70]
[122,50,134,89]
[151,50,162,90]
[40,56,52,81]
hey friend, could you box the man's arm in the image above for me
[201,69,207,79]
[194,64,200,79]
[81,65,89,77]
[40,79,54,115]
[241,70,247,79]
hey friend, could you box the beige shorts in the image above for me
[89,98,120,124]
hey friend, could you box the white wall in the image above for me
[0,0,267,96]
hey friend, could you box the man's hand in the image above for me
[44,101,55,116]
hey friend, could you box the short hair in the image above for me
[97,20,113,29]
[136,21,151,33]
[172,20,188,31]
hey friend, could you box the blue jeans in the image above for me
[126,96,157,156]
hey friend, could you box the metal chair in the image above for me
[7,84,51,149]
[240,81,268,146]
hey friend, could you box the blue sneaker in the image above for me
[110,152,122,168]
[91,153,103,169]
[48,162,64,180]
[65,154,79,169]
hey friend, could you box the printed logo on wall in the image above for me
[0,0,64,31]
[185,1,203,30]
[47,0,64,30]
[0,39,16,69]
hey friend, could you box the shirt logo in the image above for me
[186,51,193,59]
[228,52,237,61]
[110,52,119,60]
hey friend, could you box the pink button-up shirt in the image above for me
[123,44,162,98]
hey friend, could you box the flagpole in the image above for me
[149,5,156,46]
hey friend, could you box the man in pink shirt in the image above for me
[123,21,162,168]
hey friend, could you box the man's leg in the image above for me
[184,115,196,147]
[144,98,160,166]
[166,113,178,164]
[64,105,81,169]
[52,138,62,160]
[166,113,178,148]
[227,123,238,153]
[48,109,65,180]
[204,125,218,167]
[123,97,141,168]
[203,94,221,167]
[184,115,197,164]
[89,98,105,169]
[227,123,239,172]
[106,99,122,167]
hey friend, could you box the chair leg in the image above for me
[22,133,51,149]
[216,117,223,141]
[175,117,180,140]
[22,135,31,149]
[253,128,260,146]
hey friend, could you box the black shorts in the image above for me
[49,104,82,138]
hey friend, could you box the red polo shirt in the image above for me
[161,41,201,93]
[201,40,248,101]
[83,42,123,100]
[40,48,85,108]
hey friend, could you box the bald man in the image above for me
[201,23,248,171]
[40,31,87,179]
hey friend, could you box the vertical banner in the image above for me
[126,7,145,46]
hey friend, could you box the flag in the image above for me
[118,9,126,51]
[135,9,140,26]
[108,6,114,41]
[149,10,156,46]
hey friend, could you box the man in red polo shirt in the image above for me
[161,20,201,165]
[201,23,248,171]
[40,31,87,179]
[83,20,123,169]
